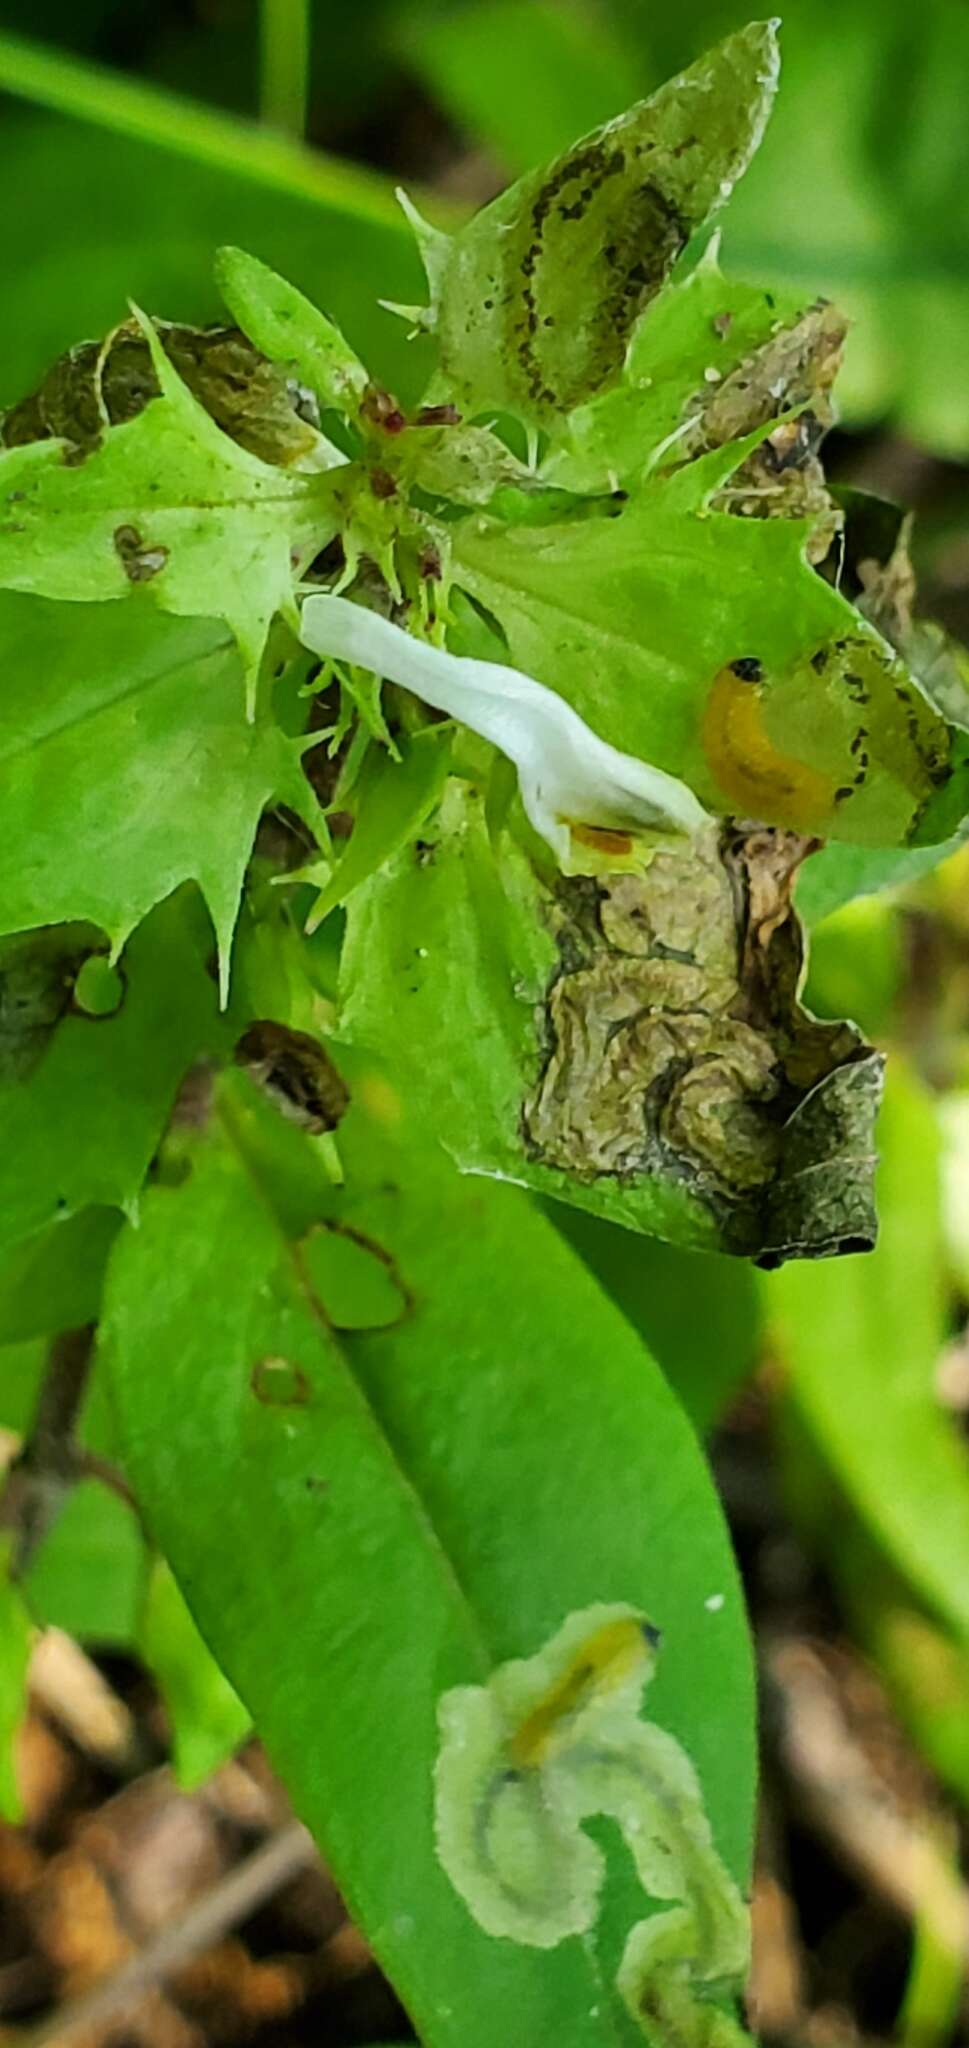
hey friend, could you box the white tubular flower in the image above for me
[299,594,708,866]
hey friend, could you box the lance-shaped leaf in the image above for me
[341,782,883,1263]
[0,594,324,985]
[403,21,780,431]
[0,1207,121,1344]
[0,314,338,702]
[214,245,370,425]
[102,1062,755,2046]
[140,1557,251,1789]
[450,447,957,848]
[764,1065,969,1647]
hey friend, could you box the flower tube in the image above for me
[299,594,708,866]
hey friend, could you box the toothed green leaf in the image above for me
[540,247,810,493]
[0,315,338,699]
[450,454,958,848]
[409,22,780,430]
[0,595,323,984]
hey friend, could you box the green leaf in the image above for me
[140,1556,250,1787]
[0,1207,121,1343]
[215,245,370,422]
[398,0,642,181]
[103,1062,755,2046]
[0,890,230,1262]
[0,1340,45,1433]
[796,837,967,926]
[341,782,884,1262]
[23,1477,144,1645]
[450,452,955,848]
[541,242,808,494]
[0,1536,32,1821]
[407,21,780,431]
[0,595,323,980]
[550,1208,760,1435]
[763,1062,969,1647]
[0,320,337,700]
[0,34,433,409]
[306,724,452,929]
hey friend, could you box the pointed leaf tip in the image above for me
[395,186,452,313]
[411,19,785,427]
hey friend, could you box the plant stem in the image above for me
[0,1325,95,1576]
[260,0,311,141]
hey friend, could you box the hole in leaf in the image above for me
[301,1224,409,1331]
[250,1356,311,1406]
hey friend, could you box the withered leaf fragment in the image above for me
[234,1020,350,1134]
[690,299,847,562]
[340,786,882,1263]
[525,823,882,1261]
[844,496,969,737]
[1,321,322,469]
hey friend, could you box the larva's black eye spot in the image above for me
[728,656,763,684]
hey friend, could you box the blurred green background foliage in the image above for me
[2,0,968,447]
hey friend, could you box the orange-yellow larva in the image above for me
[702,658,836,831]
